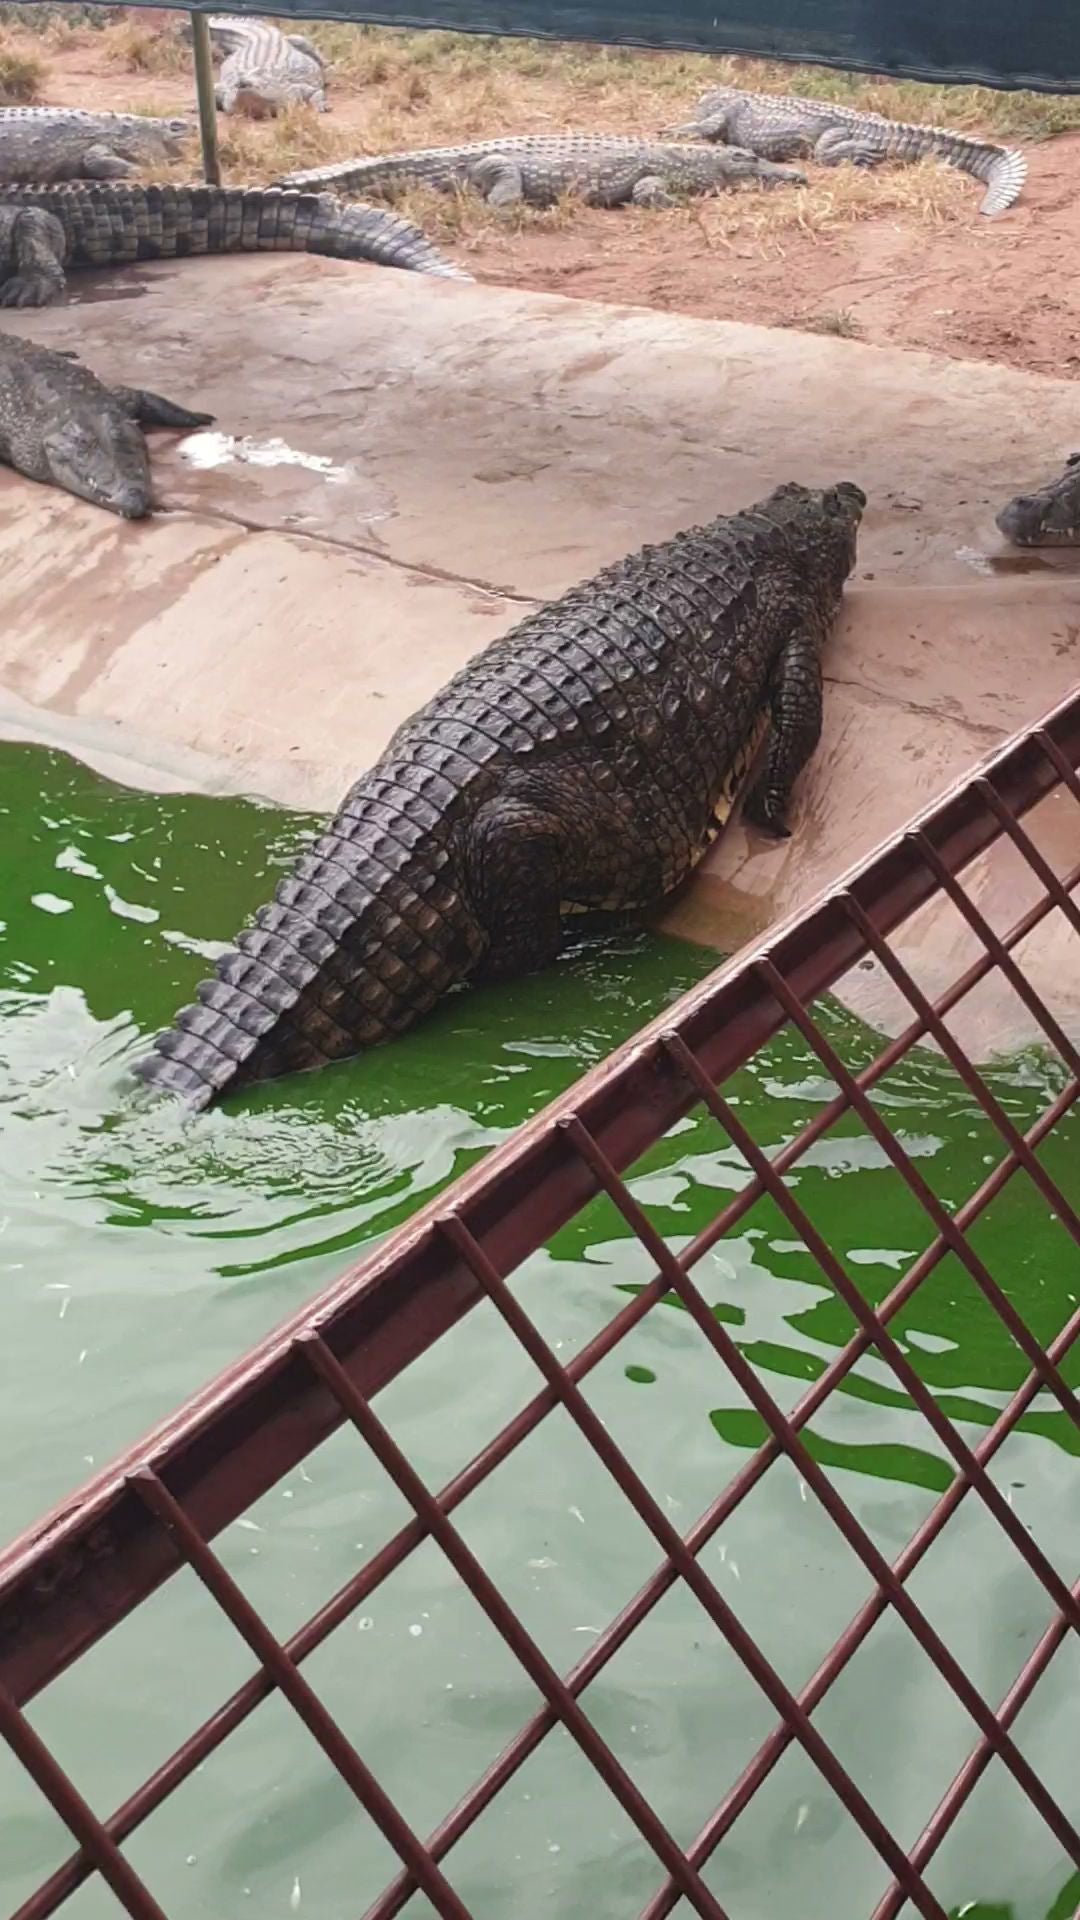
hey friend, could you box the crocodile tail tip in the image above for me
[979,146,1027,216]
[132,990,277,1110]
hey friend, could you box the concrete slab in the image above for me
[1,255,1079,1054]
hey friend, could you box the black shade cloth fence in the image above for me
[50,0,1080,93]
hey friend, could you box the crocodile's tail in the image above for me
[277,157,404,195]
[974,144,1027,217]
[4,182,471,280]
[135,777,486,1109]
[828,123,1027,215]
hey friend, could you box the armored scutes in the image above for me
[135,480,866,1109]
[0,181,469,308]
[996,455,1080,546]
[0,107,192,184]
[0,331,211,516]
[279,134,807,206]
[673,84,1026,216]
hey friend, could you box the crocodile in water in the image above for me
[671,85,1026,216]
[135,479,866,1107]
[996,455,1080,545]
[0,330,212,516]
[279,135,807,206]
[208,15,329,116]
[0,181,469,307]
[0,106,191,184]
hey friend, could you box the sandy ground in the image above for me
[11,20,1080,380]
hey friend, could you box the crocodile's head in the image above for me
[996,456,1080,546]
[759,479,867,598]
[43,414,154,519]
[111,115,192,159]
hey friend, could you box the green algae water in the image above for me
[0,741,1077,1920]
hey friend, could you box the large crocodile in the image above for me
[0,181,469,307]
[135,479,866,1107]
[0,330,212,516]
[0,107,191,184]
[996,455,1080,545]
[182,14,326,67]
[671,85,1027,216]
[210,16,329,116]
[279,135,807,207]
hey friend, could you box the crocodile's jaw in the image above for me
[996,491,1080,548]
[44,420,154,518]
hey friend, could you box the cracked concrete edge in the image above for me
[161,503,542,608]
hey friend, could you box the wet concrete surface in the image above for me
[1,253,1079,1053]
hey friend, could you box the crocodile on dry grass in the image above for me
[996,455,1080,545]
[0,106,191,184]
[0,329,211,516]
[135,479,866,1108]
[0,181,470,307]
[671,85,1027,215]
[201,15,329,116]
[278,135,807,207]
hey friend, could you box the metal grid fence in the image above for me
[2,689,1080,1919]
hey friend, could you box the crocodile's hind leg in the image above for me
[467,795,566,982]
[742,628,824,839]
[813,128,890,170]
[0,209,66,308]
[672,107,734,142]
[112,387,215,431]
[79,143,138,180]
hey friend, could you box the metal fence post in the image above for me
[190,10,221,187]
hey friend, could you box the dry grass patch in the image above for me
[698,156,971,246]
[105,21,188,76]
[217,107,349,180]
[0,37,44,103]
[797,307,862,337]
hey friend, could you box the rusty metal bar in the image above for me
[559,1111,1080,1858]
[2,690,1079,1713]
[870,1581,1080,1920]
[127,1469,473,1920]
[663,1032,1080,1622]
[0,1685,166,1920]
[298,1332,730,1920]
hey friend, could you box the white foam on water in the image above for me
[179,429,354,485]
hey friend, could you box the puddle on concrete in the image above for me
[70,273,157,305]
[179,430,354,485]
[957,543,1080,577]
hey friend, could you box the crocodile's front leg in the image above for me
[467,154,527,208]
[0,208,66,308]
[743,628,824,838]
[631,174,677,209]
[112,386,215,432]
[670,108,735,142]
[80,143,138,180]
